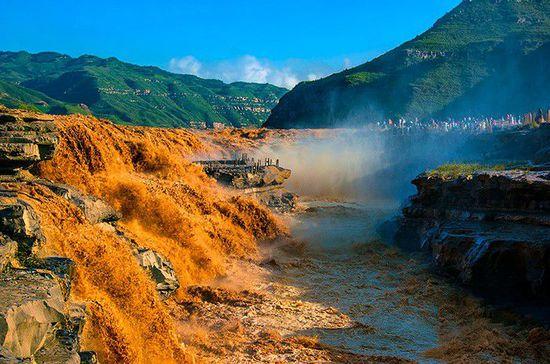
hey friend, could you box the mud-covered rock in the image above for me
[231,165,292,189]
[136,248,179,296]
[37,181,120,224]
[247,187,298,212]
[186,285,264,307]
[0,107,58,174]
[199,159,292,189]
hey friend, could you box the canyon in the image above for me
[1,105,549,363]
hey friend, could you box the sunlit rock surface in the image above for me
[0,107,58,174]
[135,248,179,296]
[0,269,75,360]
[0,108,92,362]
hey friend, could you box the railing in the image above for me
[194,154,280,172]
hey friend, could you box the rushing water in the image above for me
[254,131,546,362]
[268,199,539,362]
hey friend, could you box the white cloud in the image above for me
[343,57,352,69]
[168,55,308,89]
[240,55,270,84]
[167,55,358,89]
[168,55,202,75]
[307,73,320,81]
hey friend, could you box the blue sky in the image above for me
[1,0,460,88]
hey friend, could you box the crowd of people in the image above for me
[373,109,549,134]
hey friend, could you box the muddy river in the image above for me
[266,198,546,363]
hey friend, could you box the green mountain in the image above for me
[0,51,287,127]
[265,0,550,128]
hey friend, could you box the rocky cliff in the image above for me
[394,168,550,301]
[0,107,92,362]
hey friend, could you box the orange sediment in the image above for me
[16,114,285,363]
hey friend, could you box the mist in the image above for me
[254,128,487,205]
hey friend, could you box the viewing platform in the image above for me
[194,154,291,189]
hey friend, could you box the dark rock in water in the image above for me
[392,217,438,252]
[135,248,179,296]
[28,256,76,299]
[37,180,120,224]
[0,107,58,174]
[430,221,550,299]
[0,198,45,257]
[79,351,99,364]
[395,169,550,301]
[245,186,298,213]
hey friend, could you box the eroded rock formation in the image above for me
[0,108,91,362]
[196,156,297,212]
[135,248,179,296]
[0,107,58,174]
[0,107,179,362]
[394,169,550,301]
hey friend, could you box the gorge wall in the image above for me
[394,166,549,302]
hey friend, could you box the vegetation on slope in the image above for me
[16,112,284,362]
[0,51,287,127]
[0,79,91,114]
[426,163,507,178]
[266,0,550,128]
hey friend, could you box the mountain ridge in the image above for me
[0,50,288,128]
[265,0,550,128]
